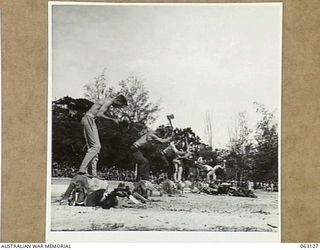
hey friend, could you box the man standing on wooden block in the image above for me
[78,95,128,177]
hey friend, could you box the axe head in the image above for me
[167,114,175,120]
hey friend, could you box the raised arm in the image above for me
[149,132,172,144]
[170,142,189,156]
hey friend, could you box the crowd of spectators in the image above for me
[254,181,278,192]
[52,162,77,178]
[101,167,136,182]
[220,179,278,192]
[52,162,136,181]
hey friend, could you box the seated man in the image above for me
[60,174,109,206]
[161,178,178,195]
[60,174,89,205]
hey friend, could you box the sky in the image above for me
[51,3,282,148]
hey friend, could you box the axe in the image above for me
[167,114,175,130]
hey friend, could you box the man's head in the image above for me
[220,160,227,170]
[113,95,128,107]
[155,127,166,137]
[175,140,184,150]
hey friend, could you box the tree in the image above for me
[252,102,278,182]
[84,71,161,128]
[116,75,161,126]
[226,112,254,180]
[204,110,214,148]
[83,68,114,102]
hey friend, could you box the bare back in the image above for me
[213,163,226,173]
[134,131,157,148]
[86,98,112,117]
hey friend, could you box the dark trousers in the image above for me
[131,147,150,181]
[160,154,174,180]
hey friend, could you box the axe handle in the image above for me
[168,119,173,129]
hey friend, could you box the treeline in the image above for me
[225,105,278,182]
[52,71,278,182]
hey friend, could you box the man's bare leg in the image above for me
[177,166,183,182]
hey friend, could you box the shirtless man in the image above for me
[161,141,191,181]
[131,129,172,181]
[78,95,128,177]
[207,160,227,182]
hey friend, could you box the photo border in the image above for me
[46,1,282,242]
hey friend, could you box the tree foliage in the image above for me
[226,112,254,180]
[83,68,109,102]
[116,75,161,125]
[252,102,278,181]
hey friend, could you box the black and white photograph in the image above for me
[47,2,282,242]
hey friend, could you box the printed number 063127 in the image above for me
[300,244,319,249]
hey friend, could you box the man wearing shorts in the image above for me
[78,95,128,177]
[161,141,190,181]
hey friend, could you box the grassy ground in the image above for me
[50,178,279,232]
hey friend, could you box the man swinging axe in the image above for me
[131,121,173,181]
[78,95,128,178]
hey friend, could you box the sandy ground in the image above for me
[50,178,279,232]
